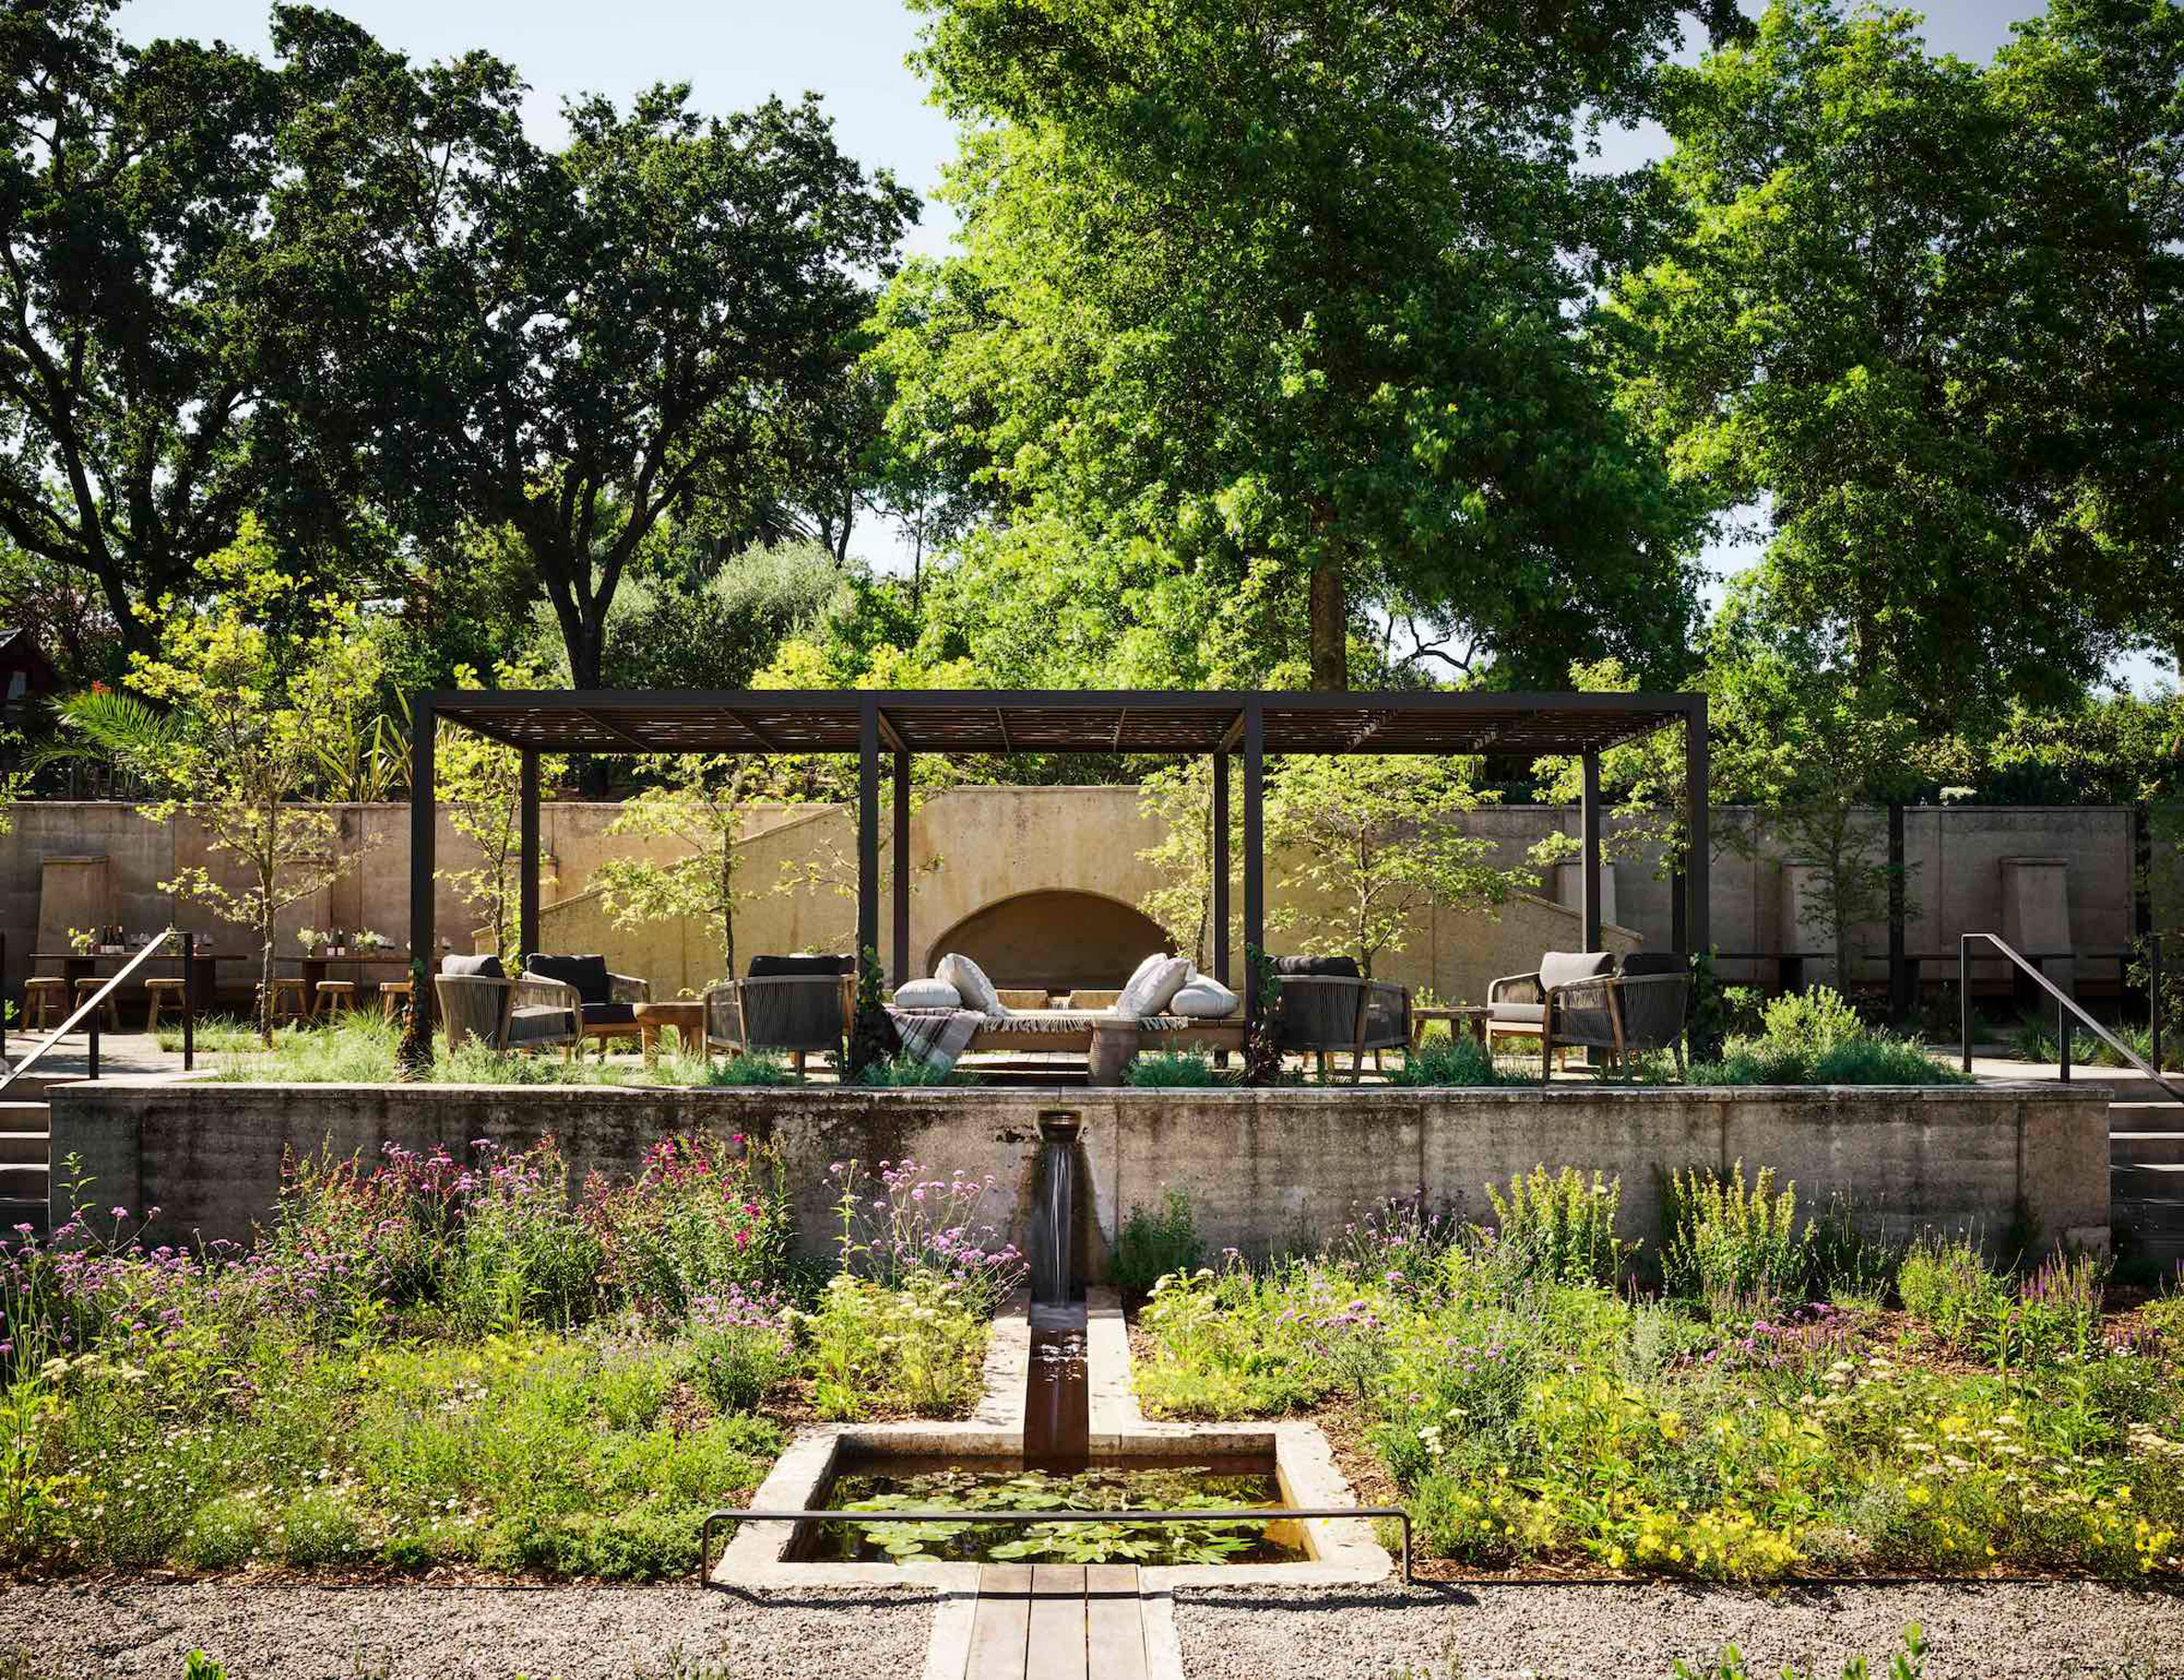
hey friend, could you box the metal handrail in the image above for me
[0,928,196,1094]
[1959,932,2180,1102]
[699,1503,1412,1585]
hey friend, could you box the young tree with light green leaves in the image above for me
[1134,759,1240,973]
[1264,756,1511,978]
[115,518,383,1043]
[592,755,768,984]
[435,660,564,964]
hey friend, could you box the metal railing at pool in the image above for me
[699,1504,1413,1584]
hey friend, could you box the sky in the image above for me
[113,0,2170,693]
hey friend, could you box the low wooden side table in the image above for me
[633,999,706,1066]
[1410,1005,1491,1049]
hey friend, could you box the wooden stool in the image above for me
[260,976,309,1028]
[73,977,121,1032]
[23,976,66,1031]
[315,980,358,1021]
[143,977,187,1033]
[378,979,415,1021]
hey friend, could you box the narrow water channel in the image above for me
[1023,1319,1089,1469]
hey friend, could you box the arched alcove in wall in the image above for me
[925,890,1172,992]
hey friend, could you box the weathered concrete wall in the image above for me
[3,795,2142,1010]
[53,1080,2110,1264]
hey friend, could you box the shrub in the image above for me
[1482,1166,1632,1290]
[1760,985,1865,1057]
[1897,1235,2007,1348]
[804,1270,988,1418]
[686,1287,795,1411]
[1392,1037,1524,1087]
[581,1134,791,1321]
[1687,985,1970,1087]
[1808,1194,1899,1309]
[1661,1161,1811,1319]
[1112,1188,1206,1295]
[855,1053,959,1087]
[696,1053,795,1087]
[1123,1051,1223,1087]
[826,1156,1026,1319]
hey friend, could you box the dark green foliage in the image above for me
[845,947,900,1082]
[1391,1037,1526,1088]
[1112,1188,1206,1296]
[1123,1052,1223,1088]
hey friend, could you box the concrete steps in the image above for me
[2112,1098,2184,1267]
[0,1094,51,1242]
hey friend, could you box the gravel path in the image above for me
[0,1582,937,1680]
[1173,1580,2184,1680]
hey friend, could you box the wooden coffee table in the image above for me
[1410,1005,1491,1048]
[633,1000,706,1065]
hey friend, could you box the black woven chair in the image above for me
[522,953,650,1059]
[433,953,577,1055]
[1269,955,1411,1082]
[1486,950,1690,1080]
[703,954,855,1075]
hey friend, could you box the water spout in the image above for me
[1033,1110,1080,1308]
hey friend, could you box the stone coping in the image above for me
[68,1075,2109,1104]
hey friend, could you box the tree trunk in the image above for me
[1309,556,1347,691]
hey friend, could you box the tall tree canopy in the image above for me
[0,0,352,659]
[875,0,1742,693]
[1613,0,2183,736]
[270,6,918,691]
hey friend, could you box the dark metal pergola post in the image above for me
[1242,700,1265,1023]
[856,697,880,971]
[519,749,540,963]
[1580,750,1602,950]
[892,751,911,986]
[1212,751,1231,985]
[408,691,436,1028]
[1887,802,1908,1026]
[1684,697,1711,956]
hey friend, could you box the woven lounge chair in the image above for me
[433,954,577,1055]
[523,953,651,1058]
[1485,950,1691,1080]
[1269,956,1411,1082]
[703,954,855,1074]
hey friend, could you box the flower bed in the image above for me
[0,1140,1022,1580]
[1133,1167,2184,1581]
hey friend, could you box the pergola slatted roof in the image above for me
[410,685,1708,1029]
[431,689,1693,758]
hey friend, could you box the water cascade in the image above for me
[1032,1110,1080,1308]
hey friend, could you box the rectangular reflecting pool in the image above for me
[804,1454,1308,1566]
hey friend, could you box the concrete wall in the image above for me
[53,1079,2110,1264]
[1,794,2143,1010]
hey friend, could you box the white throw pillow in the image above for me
[936,952,1006,1019]
[1116,953,1192,1020]
[1170,975,1240,1019]
[892,977,962,1010]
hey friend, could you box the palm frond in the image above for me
[31,690,186,772]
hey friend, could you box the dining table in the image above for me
[293,951,416,1017]
[33,945,230,1005]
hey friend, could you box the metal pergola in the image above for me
[407,688,1708,1027]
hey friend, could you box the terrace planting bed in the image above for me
[54,1079,2110,1263]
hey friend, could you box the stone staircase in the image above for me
[2111,1089,2184,1268]
[0,1083,57,1241]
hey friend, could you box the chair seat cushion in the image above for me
[1620,952,1689,978]
[442,953,505,980]
[1487,1003,1546,1027]
[527,953,611,1005]
[581,1001,637,1028]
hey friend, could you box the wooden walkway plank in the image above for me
[1084,1564,1147,1680]
[966,1563,1033,1680]
[1025,1562,1089,1680]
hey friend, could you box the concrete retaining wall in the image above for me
[51,1081,2111,1264]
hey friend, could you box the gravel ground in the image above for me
[0,1582,937,1680]
[1173,1580,2184,1680]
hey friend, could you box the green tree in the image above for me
[878,0,1734,692]
[435,660,564,965]
[1134,759,1241,972]
[592,755,768,983]
[1264,755,1510,977]
[273,9,919,695]
[115,517,382,1043]
[0,0,350,658]
[1611,0,2144,734]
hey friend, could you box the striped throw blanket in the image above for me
[887,1007,987,1073]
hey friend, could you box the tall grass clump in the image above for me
[1688,985,1970,1087]
[1482,1166,1632,1289]
[1124,1051,1224,1087]
[1112,1188,1206,1294]
[1661,1161,1811,1319]
[1393,1037,1526,1087]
